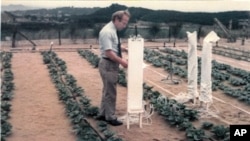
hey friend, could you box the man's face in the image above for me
[115,15,129,31]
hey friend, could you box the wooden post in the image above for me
[12,27,17,48]
[58,29,61,45]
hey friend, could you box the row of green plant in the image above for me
[160,47,250,84]
[77,49,100,68]
[143,84,230,141]
[1,52,14,141]
[41,51,122,141]
[77,49,230,141]
[145,48,250,105]
[214,49,243,61]
[197,45,250,61]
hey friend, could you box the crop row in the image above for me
[145,48,250,105]
[160,48,250,84]
[77,49,230,141]
[197,45,250,62]
[1,52,14,141]
[41,51,123,141]
[143,84,230,141]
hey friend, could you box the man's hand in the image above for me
[122,47,128,52]
[120,59,128,68]
[105,50,128,68]
[121,45,128,52]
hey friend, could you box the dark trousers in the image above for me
[98,58,119,121]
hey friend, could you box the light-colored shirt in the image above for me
[99,21,119,58]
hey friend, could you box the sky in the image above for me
[1,0,250,12]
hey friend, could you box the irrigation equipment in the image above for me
[161,57,181,85]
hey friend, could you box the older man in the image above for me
[97,10,130,126]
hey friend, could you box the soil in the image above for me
[2,38,250,141]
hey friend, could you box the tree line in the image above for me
[1,4,249,42]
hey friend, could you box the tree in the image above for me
[57,23,64,45]
[93,24,102,43]
[197,25,203,43]
[168,26,171,42]
[69,23,78,44]
[81,28,87,44]
[170,22,183,47]
[149,23,160,41]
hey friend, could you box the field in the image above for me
[1,38,250,141]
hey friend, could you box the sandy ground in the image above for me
[7,52,76,141]
[2,38,250,141]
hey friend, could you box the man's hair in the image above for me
[112,10,130,22]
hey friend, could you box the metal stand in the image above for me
[49,42,53,52]
[161,58,181,84]
[127,110,143,129]
[126,101,154,129]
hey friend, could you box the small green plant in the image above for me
[211,125,230,140]
[201,122,214,130]
[186,127,208,141]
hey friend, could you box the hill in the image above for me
[140,10,249,27]
[1,3,249,41]
[1,4,40,11]
[85,4,249,28]
[4,5,100,16]
[3,3,249,28]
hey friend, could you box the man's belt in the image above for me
[102,57,113,61]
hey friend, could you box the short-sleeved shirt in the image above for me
[99,21,119,58]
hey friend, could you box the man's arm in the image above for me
[121,45,128,52]
[105,50,128,68]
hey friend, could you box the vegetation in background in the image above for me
[1,4,249,41]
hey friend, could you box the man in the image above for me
[97,10,130,126]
